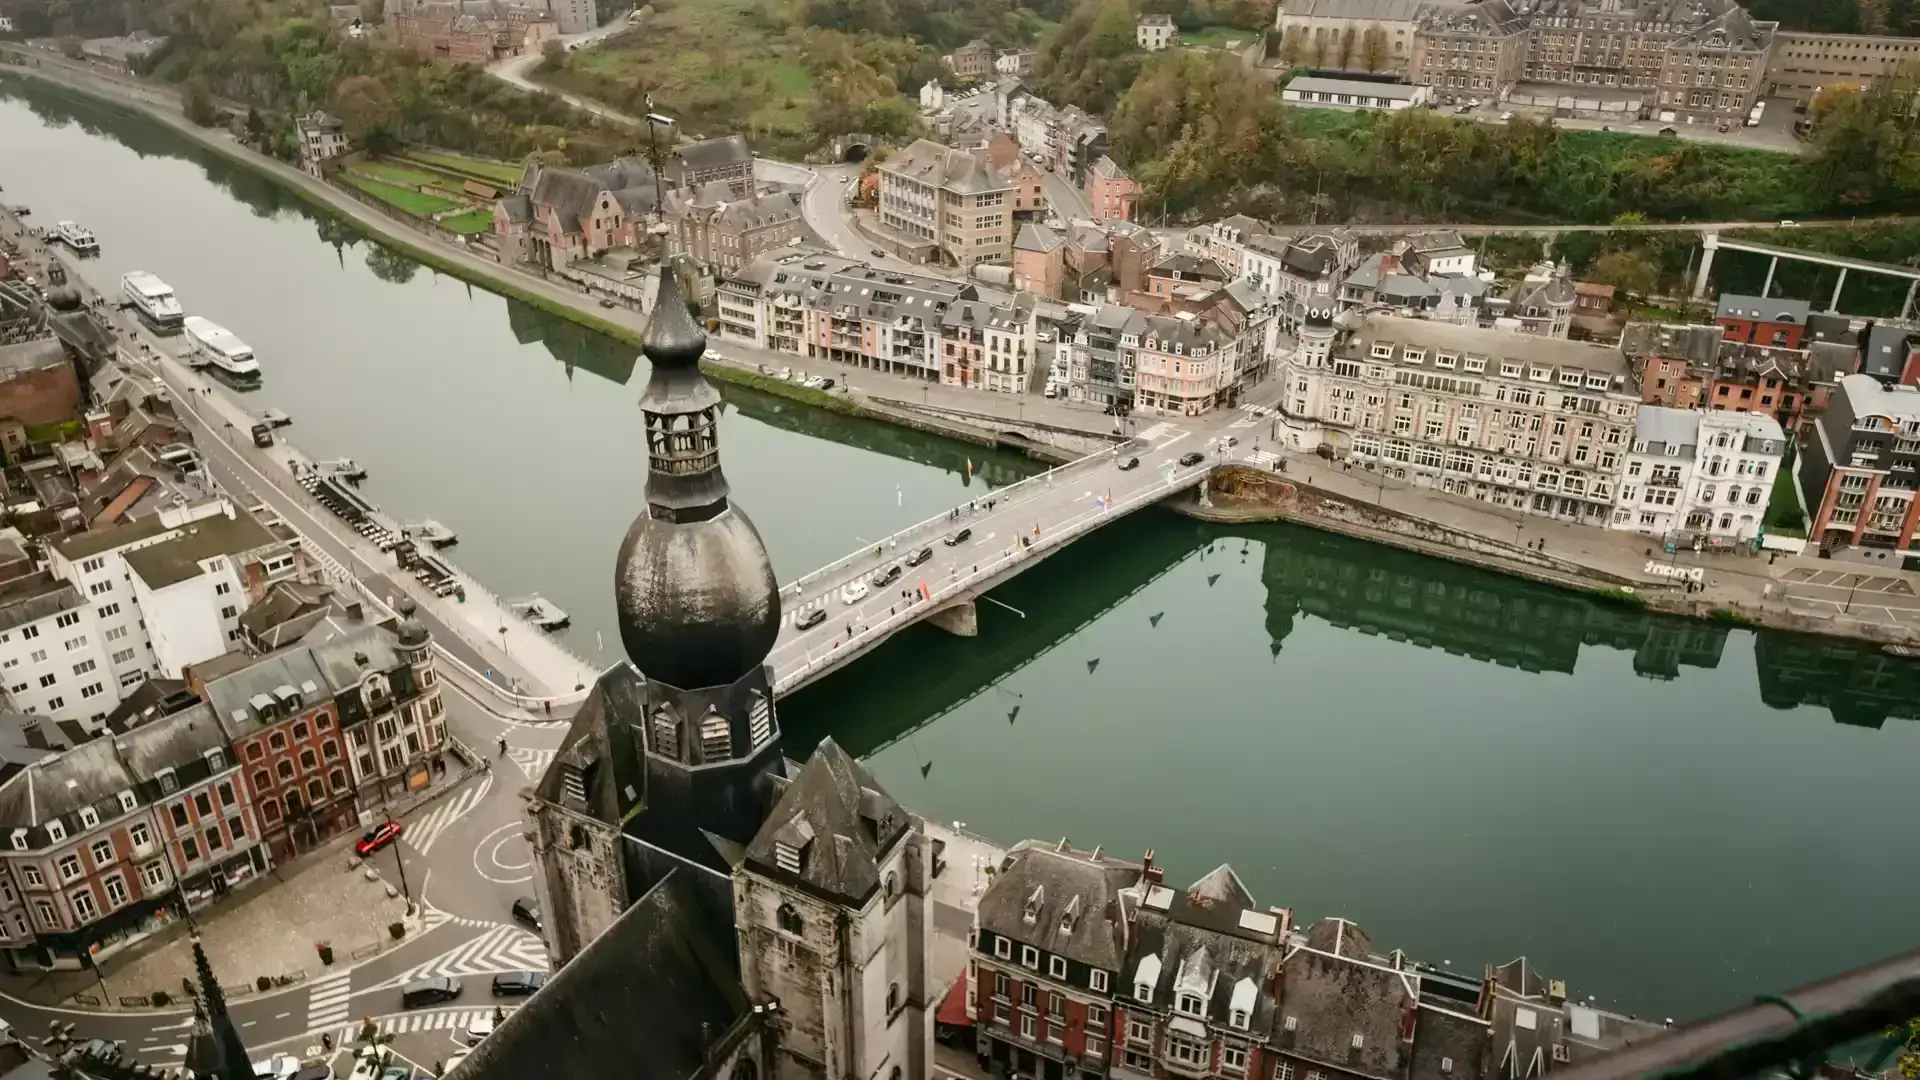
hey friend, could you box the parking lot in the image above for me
[1776,565,1920,628]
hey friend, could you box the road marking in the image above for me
[371,925,549,990]
[405,774,493,855]
[507,747,555,782]
[275,1011,291,1019]
[241,1021,257,1028]
[307,972,355,1032]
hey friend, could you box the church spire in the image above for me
[182,934,255,1080]
[636,267,730,524]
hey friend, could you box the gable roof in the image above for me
[675,135,751,174]
[977,841,1141,972]
[742,738,908,905]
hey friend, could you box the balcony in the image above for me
[1554,951,1920,1080]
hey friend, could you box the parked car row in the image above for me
[756,364,834,391]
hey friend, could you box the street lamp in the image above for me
[497,624,510,659]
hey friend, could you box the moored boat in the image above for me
[182,315,262,381]
[121,271,184,330]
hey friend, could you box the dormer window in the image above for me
[1231,1009,1249,1030]
[7,829,24,851]
[1022,945,1039,969]
[157,769,178,795]
[1177,993,1204,1018]
[45,821,64,843]
[651,711,678,758]
[1023,885,1045,924]
[1351,1033,1365,1049]
[1134,953,1161,1004]
[206,749,225,772]
[1059,894,1081,935]
[78,807,97,830]
[748,692,773,748]
[117,791,136,814]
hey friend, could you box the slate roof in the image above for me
[203,648,330,741]
[104,676,193,734]
[1280,0,1421,18]
[1715,293,1810,325]
[111,702,228,780]
[883,139,1013,197]
[50,511,177,561]
[1804,312,1854,345]
[308,621,405,691]
[0,735,135,832]
[1124,864,1285,1040]
[1342,312,1632,379]
[1619,322,1722,366]
[1015,224,1063,254]
[1280,919,1418,1078]
[1861,323,1914,380]
[978,841,1141,972]
[457,867,749,1080]
[714,191,803,232]
[0,337,69,380]
[122,507,280,589]
[0,570,85,635]
[743,738,908,906]
[675,135,751,174]
[498,193,532,224]
[237,582,338,652]
[1632,405,1698,455]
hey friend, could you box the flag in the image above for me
[966,457,974,475]
[920,580,931,601]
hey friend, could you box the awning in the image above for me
[936,973,973,1029]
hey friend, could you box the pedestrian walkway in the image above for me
[307,972,354,1032]
[389,926,547,984]
[403,774,493,856]
[328,1007,514,1045]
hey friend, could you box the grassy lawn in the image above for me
[540,0,815,156]
[400,150,526,187]
[440,209,497,236]
[1180,25,1256,50]
[354,160,446,187]
[342,174,459,216]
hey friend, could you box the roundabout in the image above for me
[472,823,534,886]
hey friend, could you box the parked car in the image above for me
[346,1048,391,1080]
[253,1055,301,1080]
[944,528,972,546]
[292,1067,332,1080]
[904,546,933,567]
[510,897,541,930]
[870,564,902,588]
[1179,451,1205,467]
[1118,457,1140,471]
[1043,385,1058,399]
[598,298,617,309]
[401,977,463,1008]
[871,248,887,259]
[68,1040,125,1064]
[378,1067,411,1080]
[804,376,826,389]
[355,820,402,857]
[442,1052,470,1076]
[466,1012,497,1046]
[819,378,835,390]
[794,607,827,630]
[840,580,869,605]
[492,971,547,997]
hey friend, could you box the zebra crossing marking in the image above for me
[1228,405,1273,429]
[368,925,549,991]
[329,1008,507,1045]
[508,747,554,782]
[1138,422,1177,443]
[1244,449,1281,467]
[404,773,493,855]
[307,972,354,1032]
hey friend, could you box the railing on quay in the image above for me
[777,438,1147,602]
[1552,950,1920,1080]
[769,459,1204,693]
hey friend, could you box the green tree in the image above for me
[364,243,419,283]
[1359,24,1386,71]
[180,76,220,126]
[1588,250,1657,298]
[244,105,267,144]
[333,74,398,153]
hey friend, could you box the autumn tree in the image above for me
[333,73,398,153]
[180,76,220,125]
[1359,24,1386,71]
[1589,250,1658,298]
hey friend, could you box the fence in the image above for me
[771,458,1201,692]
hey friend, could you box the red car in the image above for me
[356,820,403,857]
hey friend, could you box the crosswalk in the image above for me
[508,747,554,782]
[1244,448,1281,467]
[1138,421,1179,443]
[328,1007,511,1045]
[1228,404,1274,429]
[308,971,354,1032]
[405,774,493,855]
[395,924,548,983]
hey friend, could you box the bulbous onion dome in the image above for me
[613,269,780,689]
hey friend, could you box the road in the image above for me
[1037,167,1091,222]
[0,677,571,1078]
[488,20,637,127]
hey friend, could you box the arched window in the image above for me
[884,872,898,900]
[776,902,803,936]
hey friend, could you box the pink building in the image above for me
[1083,155,1138,223]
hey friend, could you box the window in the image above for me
[995,972,1011,999]
[45,820,65,843]
[18,626,35,640]
[37,674,55,689]
[229,814,246,839]
[1020,1015,1036,1040]
[1091,970,1109,992]
[1128,1019,1151,1045]
[277,761,294,781]
[32,899,56,928]
[1177,993,1205,1017]
[1167,1036,1207,1067]
[89,840,112,867]
[56,855,81,882]
[1021,945,1039,969]
[45,696,63,711]
[157,770,177,795]
[1223,1046,1248,1072]
[72,660,95,676]
[307,778,324,801]
[21,866,41,887]
[215,582,231,597]
[775,902,802,936]
[994,937,1012,960]
[292,721,308,741]
[170,804,189,829]
[219,606,237,620]
[111,649,135,665]
[69,888,97,920]
[78,806,98,830]
[205,827,222,852]
[1440,1057,1454,1074]
[63,637,86,653]
[269,732,286,751]
[96,603,119,618]
[252,770,271,792]
[129,822,150,849]
[1049,955,1067,979]
[323,740,339,760]
[300,749,317,770]
[329,769,347,793]
[55,613,78,629]
[193,793,212,818]
[1351,1033,1365,1049]
[104,875,127,907]
[1284,1016,1297,1032]
[217,782,235,807]
[181,837,199,863]
[886,982,900,1015]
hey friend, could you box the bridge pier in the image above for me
[1829,268,1848,312]
[1761,255,1778,298]
[926,597,979,637]
[1692,234,1718,300]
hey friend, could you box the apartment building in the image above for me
[941,300,1034,394]
[877,139,1015,268]
[48,498,297,693]
[1410,1,1529,99]
[1083,157,1139,224]
[310,607,445,805]
[0,698,268,971]
[665,135,754,200]
[1801,374,1920,556]
[1610,406,1786,544]
[985,135,1048,221]
[1621,321,1843,430]
[1766,30,1920,100]
[0,567,119,731]
[1065,304,1146,410]
[666,188,804,276]
[1715,293,1810,349]
[1130,312,1245,415]
[1284,310,1641,524]
[718,252,977,380]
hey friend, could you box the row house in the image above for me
[1129,311,1245,416]
[969,840,1664,1080]
[0,699,267,971]
[47,497,298,704]
[665,135,754,200]
[1715,293,1810,349]
[718,252,977,380]
[941,300,1035,394]
[1199,216,1275,280]
[877,139,1015,269]
[1801,375,1920,556]
[1620,321,1848,430]
[309,604,445,806]
[1014,225,1070,299]
[666,187,804,277]
[1243,233,1360,333]
[1084,157,1139,224]
[1004,92,1112,183]
[1283,310,1641,526]
[1409,1,1529,101]
[1609,406,1787,545]
[985,136,1049,223]
[1064,305,1145,412]
[495,157,659,272]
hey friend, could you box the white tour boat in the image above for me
[121,271,185,330]
[53,221,99,255]
[182,316,262,381]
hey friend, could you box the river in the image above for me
[4,77,1917,1024]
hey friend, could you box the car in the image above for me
[1179,451,1205,467]
[379,1067,411,1080]
[1499,110,1513,121]
[870,564,902,588]
[804,375,826,389]
[904,546,933,567]
[401,977,463,1008]
[1224,436,1239,447]
[67,1040,125,1064]
[254,1055,301,1080]
[292,1067,332,1080]
[871,248,887,259]
[442,1052,470,1076]
[1455,104,1472,114]
[1778,219,1799,228]
[944,528,972,546]
[492,971,548,997]
[346,1048,391,1080]
[775,367,792,380]
[1043,385,1058,399]
[597,298,616,309]
[511,897,541,930]
[1118,456,1140,471]
[355,820,402,857]
[466,1011,497,1046]
[794,607,827,630]
[840,580,869,605]
[819,378,835,390]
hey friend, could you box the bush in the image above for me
[256,975,272,992]
[1593,587,1648,607]
[1708,607,1753,623]
[389,921,406,940]
[151,990,171,1007]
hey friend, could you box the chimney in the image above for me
[353,651,369,668]
[21,721,46,750]
[1142,848,1162,888]
[344,601,364,622]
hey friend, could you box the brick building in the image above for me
[0,337,80,431]
[1715,293,1810,349]
[666,136,754,200]
[666,188,804,276]
[1800,374,1920,556]
[1083,157,1138,224]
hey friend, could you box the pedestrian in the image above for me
[322,1034,334,1053]
[542,700,551,717]
[433,1063,442,1078]
[497,735,508,758]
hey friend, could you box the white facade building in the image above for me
[0,572,121,729]
[1612,406,1786,545]
[1137,14,1178,49]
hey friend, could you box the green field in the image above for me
[354,160,446,187]
[400,150,526,187]
[1179,25,1255,50]
[342,174,459,216]
[440,209,497,236]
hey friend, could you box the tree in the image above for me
[1277,30,1299,66]
[1589,250,1658,298]
[540,37,566,69]
[244,105,267,145]
[364,243,419,283]
[1336,26,1356,68]
[1359,24,1386,72]
[180,76,220,126]
[333,74,398,152]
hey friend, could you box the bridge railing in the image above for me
[770,458,1201,692]
[777,439,1145,601]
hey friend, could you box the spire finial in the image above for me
[642,264,705,371]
